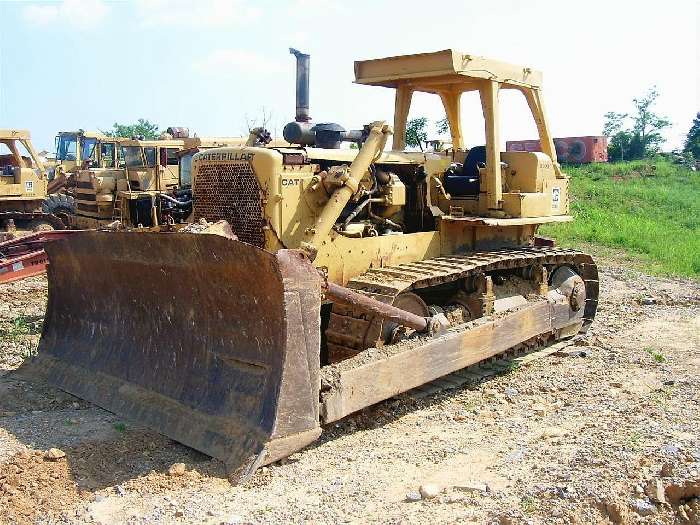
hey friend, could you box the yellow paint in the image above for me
[0,130,48,204]
[188,50,573,285]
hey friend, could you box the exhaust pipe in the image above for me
[284,48,366,149]
[290,48,310,123]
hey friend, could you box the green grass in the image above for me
[506,360,522,372]
[541,158,700,278]
[519,496,537,513]
[0,316,43,359]
[0,315,42,341]
[644,346,667,363]
[627,430,643,450]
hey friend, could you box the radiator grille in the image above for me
[193,162,266,248]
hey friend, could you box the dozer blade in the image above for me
[17,231,323,481]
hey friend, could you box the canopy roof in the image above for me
[0,129,31,140]
[57,130,117,140]
[354,49,542,92]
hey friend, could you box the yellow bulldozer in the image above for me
[23,49,598,481]
[0,129,70,230]
[47,130,131,203]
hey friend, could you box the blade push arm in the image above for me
[300,121,392,259]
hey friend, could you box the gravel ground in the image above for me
[0,253,698,525]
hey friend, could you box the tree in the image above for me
[435,117,450,136]
[603,111,634,160]
[104,119,160,139]
[683,112,700,159]
[602,111,626,137]
[630,88,671,154]
[244,107,273,134]
[405,117,428,150]
[603,88,671,161]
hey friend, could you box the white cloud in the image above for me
[22,0,109,30]
[193,49,285,76]
[135,0,260,28]
[22,3,59,26]
[283,0,346,25]
[286,0,344,15]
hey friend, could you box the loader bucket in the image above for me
[17,231,323,481]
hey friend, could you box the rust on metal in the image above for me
[17,231,323,482]
[320,299,576,423]
[46,173,68,194]
[324,281,429,332]
[326,247,599,359]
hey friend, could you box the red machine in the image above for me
[0,230,81,284]
[507,136,608,163]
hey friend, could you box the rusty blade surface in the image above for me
[18,231,323,476]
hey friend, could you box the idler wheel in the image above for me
[550,266,586,312]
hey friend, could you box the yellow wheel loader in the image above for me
[22,50,598,482]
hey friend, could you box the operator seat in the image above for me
[443,145,486,197]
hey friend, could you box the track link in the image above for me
[325,247,599,362]
[0,212,67,230]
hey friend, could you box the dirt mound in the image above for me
[0,431,221,524]
[0,449,83,524]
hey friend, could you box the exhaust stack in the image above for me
[290,48,310,123]
[283,48,366,149]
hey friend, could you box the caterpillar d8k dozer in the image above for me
[21,49,598,482]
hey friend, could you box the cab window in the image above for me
[144,147,156,167]
[122,146,144,167]
[179,153,194,186]
[0,141,31,170]
[56,135,77,161]
[81,138,97,162]
[100,143,115,168]
[166,148,180,166]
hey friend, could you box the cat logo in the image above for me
[551,187,560,210]
[25,181,34,193]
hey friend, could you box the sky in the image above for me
[0,0,698,152]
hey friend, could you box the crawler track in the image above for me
[0,211,67,230]
[326,247,599,361]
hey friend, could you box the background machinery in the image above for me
[71,135,191,229]
[48,129,129,205]
[23,49,599,481]
[2,133,260,284]
[0,129,70,231]
[51,128,204,216]
[70,134,258,229]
